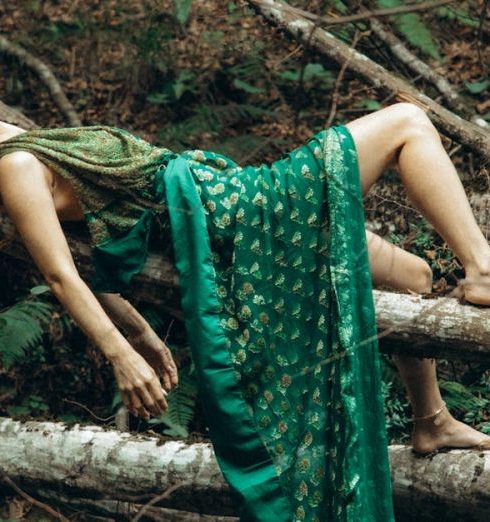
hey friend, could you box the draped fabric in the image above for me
[0,125,395,521]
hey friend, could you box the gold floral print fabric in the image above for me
[0,124,394,520]
[177,126,394,521]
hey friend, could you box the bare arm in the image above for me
[96,292,179,391]
[0,151,168,419]
[96,292,150,336]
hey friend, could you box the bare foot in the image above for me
[412,406,490,455]
[460,263,490,306]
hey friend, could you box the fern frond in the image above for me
[156,103,278,149]
[439,379,487,412]
[0,299,53,369]
[376,0,441,59]
[149,363,197,438]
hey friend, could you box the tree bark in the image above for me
[1,418,490,521]
[0,418,234,516]
[246,0,490,163]
[390,445,490,522]
[0,100,37,130]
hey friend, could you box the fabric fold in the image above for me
[161,155,292,521]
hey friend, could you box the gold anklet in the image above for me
[411,401,446,426]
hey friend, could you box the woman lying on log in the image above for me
[0,103,489,522]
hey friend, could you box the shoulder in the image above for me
[0,150,39,172]
[0,151,53,195]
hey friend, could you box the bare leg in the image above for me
[347,102,490,305]
[367,228,490,452]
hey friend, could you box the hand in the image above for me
[111,347,169,420]
[127,327,179,392]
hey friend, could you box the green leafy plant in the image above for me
[276,63,334,86]
[148,362,198,437]
[436,6,482,29]
[174,0,193,25]
[380,355,411,443]
[0,287,55,369]
[6,393,50,417]
[156,102,277,149]
[465,79,489,95]
[376,0,441,59]
[147,69,200,105]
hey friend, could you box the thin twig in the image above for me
[369,18,469,115]
[477,0,490,73]
[62,398,115,422]
[130,480,193,522]
[1,473,71,522]
[326,29,363,127]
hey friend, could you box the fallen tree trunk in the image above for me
[247,0,490,163]
[0,418,234,516]
[0,214,184,319]
[1,418,490,521]
[3,213,490,361]
[390,445,490,522]
[373,289,490,362]
[0,100,37,130]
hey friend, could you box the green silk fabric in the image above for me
[0,126,174,292]
[0,125,395,521]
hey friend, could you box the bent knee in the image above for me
[393,102,438,139]
[410,258,433,294]
[384,103,439,170]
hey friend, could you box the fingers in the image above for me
[122,392,150,420]
[160,345,179,387]
[122,379,169,421]
[146,377,169,413]
[162,371,171,392]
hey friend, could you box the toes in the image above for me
[475,438,490,451]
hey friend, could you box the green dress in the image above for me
[0,125,395,521]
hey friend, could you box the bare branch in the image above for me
[247,0,490,162]
[369,18,471,117]
[0,36,82,126]
[250,0,456,27]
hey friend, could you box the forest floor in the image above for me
[0,0,489,520]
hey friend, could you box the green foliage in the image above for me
[376,0,441,59]
[6,394,49,417]
[358,99,382,111]
[436,6,482,29]
[233,78,265,95]
[0,291,55,369]
[174,0,193,25]
[147,70,200,105]
[148,363,198,437]
[275,63,334,85]
[380,355,411,443]
[439,379,487,412]
[465,79,490,95]
[382,380,411,442]
[155,103,277,150]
